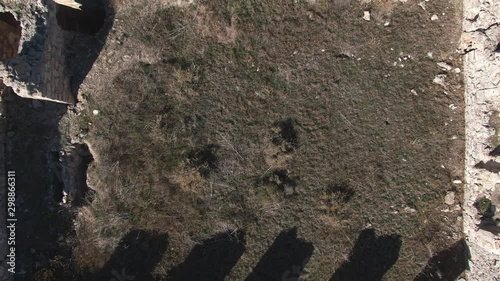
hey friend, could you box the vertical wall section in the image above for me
[463,0,500,280]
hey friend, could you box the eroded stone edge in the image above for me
[463,0,500,280]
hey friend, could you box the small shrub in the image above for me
[474,196,494,218]
[262,169,298,196]
[188,144,220,177]
[328,184,355,203]
[271,118,299,153]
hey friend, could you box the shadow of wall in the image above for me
[3,91,70,281]
[60,0,115,96]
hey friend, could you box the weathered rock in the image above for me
[437,62,453,71]
[418,1,426,10]
[363,10,370,21]
[445,192,456,206]
[433,74,447,86]
[403,206,417,213]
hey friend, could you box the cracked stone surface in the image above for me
[463,0,500,280]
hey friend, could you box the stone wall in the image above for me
[0,0,74,104]
[463,0,500,279]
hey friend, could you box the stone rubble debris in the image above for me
[445,191,456,206]
[433,74,447,86]
[437,62,453,71]
[363,10,371,21]
[418,1,426,10]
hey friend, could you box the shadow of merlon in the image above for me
[414,239,469,281]
[246,228,314,281]
[94,229,169,281]
[330,229,402,281]
[166,230,246,281]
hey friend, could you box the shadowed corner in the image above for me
[330,228,402,281]
[94,229,169,281]
[0,12,22,59]
[414,239,469,281]
[245,228,314,281]
[489,145,500,157]
[59,0,116,96]
[166,230,246,281]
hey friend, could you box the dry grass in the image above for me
[66,0,465,279]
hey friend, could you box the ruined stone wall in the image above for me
[463,0,500,279]
[40,1,74,103]
[0,0,74,104]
